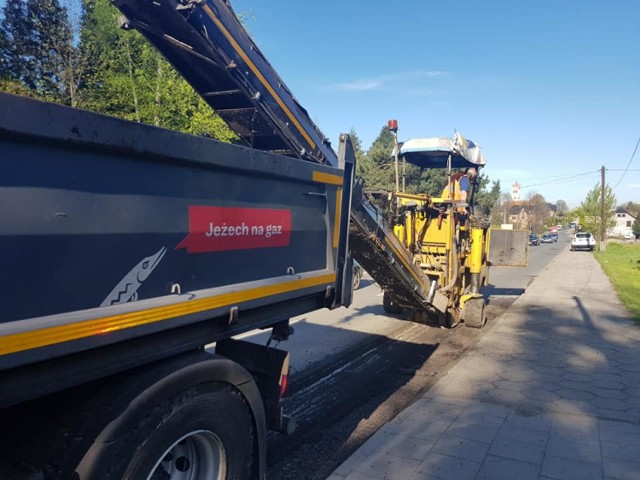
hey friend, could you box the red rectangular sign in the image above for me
[176,206,292,253]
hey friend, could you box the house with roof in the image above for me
[608,208,636,237]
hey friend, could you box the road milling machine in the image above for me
[351,132,493,328]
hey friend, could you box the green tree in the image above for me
[348,127,367,173]
[575,183,616,243]
[80,0,235,141]
[355,126,395,193]
[0,0,33,85]
[0,0,76,103]
[620,201,640,218]
[475,178,501,217]
[633,217,640,236]
[555,199,568,216]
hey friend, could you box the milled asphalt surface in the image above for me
[327,243,640,480]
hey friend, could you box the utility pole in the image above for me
[600,166,606,252]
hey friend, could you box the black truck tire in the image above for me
[76,382,254,480]
[383,292,403,314]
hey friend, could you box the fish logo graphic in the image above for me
[101,247,167,307]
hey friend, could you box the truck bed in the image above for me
[0,93,349,378]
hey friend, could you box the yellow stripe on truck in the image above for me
[0,273,336,356]
[333,188,343,248]
[202,5,316,150]
[312,171,343,186]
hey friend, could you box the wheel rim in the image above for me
[147,430,226,480]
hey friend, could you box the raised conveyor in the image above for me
[112,0,436,311]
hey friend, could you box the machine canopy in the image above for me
[397,132,486,169]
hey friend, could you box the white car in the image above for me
[571,232,596,251]
[624,232,634,240]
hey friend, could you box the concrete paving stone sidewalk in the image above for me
[327,244,640,480]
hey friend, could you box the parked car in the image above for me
[624,232,634,240]
[550,232,559,242]
[529,234,540,246]
[571,232,596,251]
[541,234,554,244]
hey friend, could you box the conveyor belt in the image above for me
[349,181,435,310]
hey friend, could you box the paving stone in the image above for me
[415,452,481,480]
[556,388,596,401]
[590,373,630,385]
[546,438,602,463]
[617,363,640,373]
[596,408,637,423]
[602,456,640,480]
[400,398,466,421]
[445,421,501,444]
[520,388,561,402]
[593,396,632,411]
[333,450,371,477]
[460,402,511,419]
[561,372,596,382]
[505,412,553,432]
[488,435,545,464]
[353,451,421,480]
[476,454,540,480]
[408,472,445,480]
[548,399,594,416]
[598,419,640,443]
[365,433,435,462]
[494,380,529,392]
[344,471,380,480]
[326,474,345,480]
[601,439,640,462]
[390,420,452,442]
[358,430,398,455]
[589,387,628,400]
[432,432,491,463]
[592,380,628,390]
[455,411,505,429]
[496,423,550,451]
[486,388,527,404]
[541,455,602,480]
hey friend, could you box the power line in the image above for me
[520,170,600,189]
[613,135,640,189]
[500,170,601,183]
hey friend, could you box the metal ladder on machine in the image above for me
[112,0,440,315]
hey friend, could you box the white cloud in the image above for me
[327,80,383,91]
[325,70,448,92]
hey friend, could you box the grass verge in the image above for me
[595,243,640,322]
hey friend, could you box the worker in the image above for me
[441,167,478,210]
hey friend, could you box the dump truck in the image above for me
[0,1,526,478]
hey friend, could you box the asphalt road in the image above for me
[244,230,572,479]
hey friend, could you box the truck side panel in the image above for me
[0,93,347,370]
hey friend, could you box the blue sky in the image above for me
[0,0,637,207]
[233,0,640,208]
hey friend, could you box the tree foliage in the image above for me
[1,0,236,141]
[575,183,616,242]
[555,199,568,216]
[0,0,75,103]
